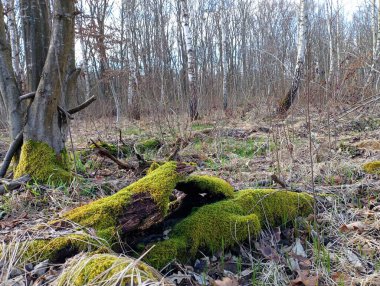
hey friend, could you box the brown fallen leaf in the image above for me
[213,277,239,286]
[339,221,366,234]
[290,270,319,286]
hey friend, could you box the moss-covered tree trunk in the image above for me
[0,0,79,183]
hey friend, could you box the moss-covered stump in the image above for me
[363,161,380,174]
[55,253,169,286]
[145,189,314,268]
[59,162,196,242]
[14,140,72,184]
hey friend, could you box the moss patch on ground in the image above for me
[55,253,161,286]
[145,189,313,268]
[14,140,72,184]
[61,162,188,242]
[363,161,380,174]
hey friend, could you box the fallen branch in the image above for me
[90,140,135,170]
[0,132,23,178]
[0,174,30,195]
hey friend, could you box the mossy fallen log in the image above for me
[145,189,313,268]
[59,162,196,242]
[10,162,314,273]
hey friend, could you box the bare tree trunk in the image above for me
[221,13,228,111]
[180,0,198,120]
[4,0,22,87]
[278,0,306,113]
[366,0,380,88]
[20,0,50,92]
[0,1,22,141]
[326,1,335,86]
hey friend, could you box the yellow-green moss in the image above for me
[146,189,313,268]
[146,161,162,174]
[22,234,106,263]
[55,254,161,286]
[176,175,234,198]
[363,161,380,174]
[61,162,187,242]
[14,140,72,184]
[136,138,161,153]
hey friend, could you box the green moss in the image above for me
[136,138,161,153]
[14,140,72,184]
[22,234,106,263]
[146,189,313,268]
[61,162,187,242]
[146,161,162,174]
[363,161,380,174]
[55,254,160,286]
[176,175,234,199]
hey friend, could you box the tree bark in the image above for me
[278,0,306,114]
[23,0,76,154]
[0,1,23,141]
[20,0,50,92]
[180,0,198,120]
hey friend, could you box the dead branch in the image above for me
[0,132,23,178]
[19,92,36,101]
[68,95,96,115]
[0,174,30,195]
[90,139,135,170]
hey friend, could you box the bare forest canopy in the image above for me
[0,0,379,124]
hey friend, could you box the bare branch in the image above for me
[0,132,23,178]
[68,95,96,114]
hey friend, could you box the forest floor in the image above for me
[0,108,380,286]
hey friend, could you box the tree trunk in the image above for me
[4,0,22,87]
[278,0,306,114]
[221,13,228,111]
[0,1,22,141]
[180,0,198,120]
[20,0,50,92]
[366,0,380,88]
[12,0,78,183]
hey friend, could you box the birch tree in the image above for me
[366,0,380,87]
[180,0,198,120]
[278,0,307,113]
